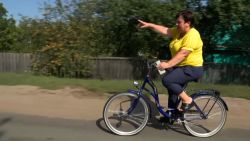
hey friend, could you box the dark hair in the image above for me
[176,10,195,27]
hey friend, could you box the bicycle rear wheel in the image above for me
[183,95,227,137]
[103,93,149,135]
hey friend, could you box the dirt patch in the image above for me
[0,85,249,129]
[0,85,107,121]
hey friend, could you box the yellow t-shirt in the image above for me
[169,27,203,67]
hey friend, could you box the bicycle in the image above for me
[103,61,228,137]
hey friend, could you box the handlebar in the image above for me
[146,60,166,76]
[147,61,158,69]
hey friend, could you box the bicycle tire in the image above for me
[183,95,227,137]
[103,92,149,135]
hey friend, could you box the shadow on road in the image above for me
[96,118,116,135]
[145,96,192,136]
[0,117,12,139]
[96,96,192,137]
[147,110,191,136]
[0,117,11,126]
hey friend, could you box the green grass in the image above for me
[0,72,132,92]
[0,72,249,99]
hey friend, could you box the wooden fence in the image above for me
[90,57,250,85]
[0,53,249,85]
[0,53,32,72]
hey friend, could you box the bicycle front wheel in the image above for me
[103,92,149,136]
[183,95,227,137]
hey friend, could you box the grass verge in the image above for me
[0,72,249,99]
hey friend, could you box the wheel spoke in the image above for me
[185,114,203,121]
[127,114,145,124]
[185,121,211,132]
[207,112,221,119]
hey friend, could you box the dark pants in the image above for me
[162,66,203,109]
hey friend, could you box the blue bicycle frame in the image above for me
[126,63,228,120]
[128,71,175,118]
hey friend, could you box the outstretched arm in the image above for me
[138,20,173,37]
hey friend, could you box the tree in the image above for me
[196,0,250,49]
[82,0,187,57]
[0,3,18,51]
[15,0,250,77]
[29,0,92,77]
[196,0,250,64]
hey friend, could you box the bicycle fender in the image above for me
[191,90,229,111]
[219,97,229,111]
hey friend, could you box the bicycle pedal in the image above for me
[177,118,184,124]
[158,117,168,122]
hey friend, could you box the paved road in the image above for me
[0,113,249,141]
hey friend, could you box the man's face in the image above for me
[176,16,190,33]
